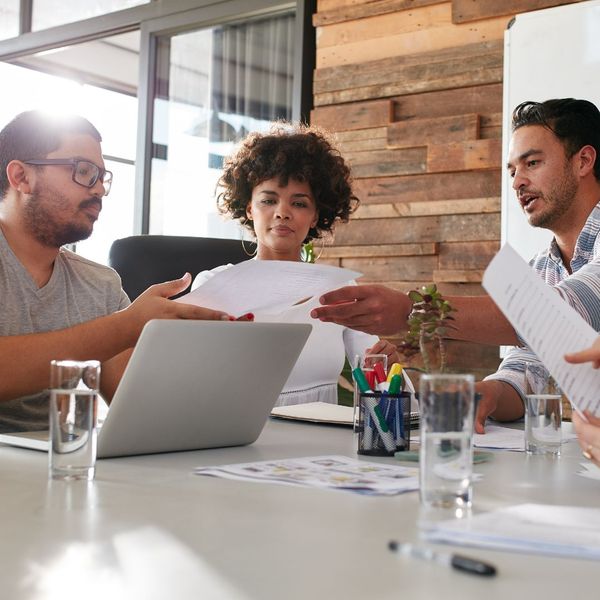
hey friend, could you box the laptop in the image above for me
[0,320,311,458]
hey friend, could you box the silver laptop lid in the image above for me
[97,320,310,458]
[0,320,310,458]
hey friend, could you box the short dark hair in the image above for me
[0,110,102,199]
[511,98,600,181]
[217,123,358,242]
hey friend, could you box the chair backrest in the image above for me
[108,235,255,300]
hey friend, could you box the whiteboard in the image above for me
[502,0,600,260]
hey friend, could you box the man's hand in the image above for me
[474,380,525,434]
[310,284,412,336]
[120,273,232,345]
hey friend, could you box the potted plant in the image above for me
[398,283,456,374]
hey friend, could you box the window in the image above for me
[32,0,150,30]
[0,0,19,40]
[149,12,295,239]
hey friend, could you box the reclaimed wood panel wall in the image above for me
[312,0,585,378]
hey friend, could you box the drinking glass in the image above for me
[419,373,474,509]
[524,363,562,456]
[49,360,100,480]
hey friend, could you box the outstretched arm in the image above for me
[311,285,518,345]
[0,274,231,403]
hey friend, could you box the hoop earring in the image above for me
[301,238,326,263]
[241,238,257,257]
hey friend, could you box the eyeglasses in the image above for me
[23,158,113,196]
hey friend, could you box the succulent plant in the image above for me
[398,283,456,373]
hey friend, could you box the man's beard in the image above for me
[527,166,578,230]
[23,188,98,247]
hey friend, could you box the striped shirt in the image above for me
[485,200,600,398]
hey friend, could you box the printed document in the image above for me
[178,260,361,316]
[424,503,600,560]
[195,455,419,495]
[473,425,576,451]
[482,243,600,416]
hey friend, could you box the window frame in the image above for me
[0,0,315,235]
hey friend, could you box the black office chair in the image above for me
[108,234,255,300]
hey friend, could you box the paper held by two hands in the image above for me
[176,260,361,317]
[482,243,600,418]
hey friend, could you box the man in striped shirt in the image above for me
[312,98,600,433]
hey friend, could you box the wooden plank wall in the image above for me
[311,0,585,378]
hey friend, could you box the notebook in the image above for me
[0,320,311,458]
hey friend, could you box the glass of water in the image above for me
[419,373,475,509]
[49,359,100,480]
[524,363,562,456]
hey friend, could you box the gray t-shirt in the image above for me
[0,230,130,433]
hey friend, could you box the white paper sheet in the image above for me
[577,461,600,481]
[195,455,419,496]
[177,260,361,316]
[482,243,600,416]
[473,425,576,451]
[424,503,600,560]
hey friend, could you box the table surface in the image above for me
[0,418,596,600]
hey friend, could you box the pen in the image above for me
[388,541,497,577]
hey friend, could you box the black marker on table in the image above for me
[388,541,497,577]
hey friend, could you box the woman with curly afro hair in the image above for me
[193,123,402,407]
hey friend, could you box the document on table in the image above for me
[194,455,419,496]
[178,260,361,316]
[424,503,600,560]
[473,425,576,451]
[482,243,600,416]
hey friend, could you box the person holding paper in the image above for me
[0,111,231,433]
[312,98,600,433]
[565,342,600,465]
[193,124,404,406]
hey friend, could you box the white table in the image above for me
[0,419,596,599]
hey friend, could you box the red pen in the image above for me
[373,362,387,384]
[364,369,376,390]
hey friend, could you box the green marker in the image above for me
[352,366,372,393]
[389,373,402,395]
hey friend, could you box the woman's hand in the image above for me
[573,410,600,467]
[365,339,401,368]
[565,337,600,368]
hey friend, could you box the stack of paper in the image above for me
[424,503,600,559]
[195,455,419,495]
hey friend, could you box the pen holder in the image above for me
[357,391,411,457]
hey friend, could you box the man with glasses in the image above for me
[0,110,231,433]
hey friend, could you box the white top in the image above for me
[193,264,378,407]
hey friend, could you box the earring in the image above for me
[241,238,257,257]
[301,238,326,263]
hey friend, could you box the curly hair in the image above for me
[217,123,359,242]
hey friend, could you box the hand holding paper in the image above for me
[482,243,600,417]
[178,260,361,317]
